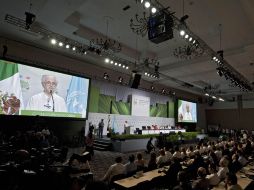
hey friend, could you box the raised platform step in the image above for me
[94,137,112,151]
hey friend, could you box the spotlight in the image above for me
[180,30,185,36]
[184,34,189,39]
[126,66,129,70]
[189,37,193,42]
[144,1,150,8]
[110,60,114,64]
[192,40,196,44]
[118,63,121,66]
[213,56,217,60]
[151,86,155,91]
[72,47,76,51]
[105,58,110,63]
[141,0,144,3]
[65,44,70,49]
[212,96,216,99]
[219,98,224,101]
[84,51,87,55]
[122,65,126,68]
[205,93,209,96]
[151,7,157,14]
[145,72,147,75]
[51,39,56,45]
[118,76,123,83]
[103,72,109,80]
[58,42,63,47]
[114,62,117,66]
[180,15,189,23]
[25,12,36,30]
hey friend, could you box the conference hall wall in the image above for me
[206,101,254,130]
[87,80,175,135]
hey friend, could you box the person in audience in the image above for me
[192,167,209,190]
[135,152,146,171]
[173,146,182,160]
[237,150,248,167]
[156,149,167,167]
[186,145,195,158]
[26,74,67,112]
[147,152,158,171]
[217,156,229,180]
[68,153,91,173]
[225,173,243,190]
[146,137,155,154]
[206,163,220,187]
[124,154,137,176]
[102,156,125,184]
[229,154,242,173]
[173,171,192,190]
[164,146,173,162]
[85,131,94,157]
[165,157,182,188]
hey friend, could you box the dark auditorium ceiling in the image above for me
[0,0,254,100]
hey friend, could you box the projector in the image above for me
[148,12,174,44]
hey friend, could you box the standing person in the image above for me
[146,137,155,154]
[123,121,129,134]
[26,75,67,112]
[98,119,104,138]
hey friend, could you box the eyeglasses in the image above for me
[44,81,57,86]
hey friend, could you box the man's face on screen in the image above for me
[42,76,57,94]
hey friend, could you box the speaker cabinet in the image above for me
[129,73,141,89]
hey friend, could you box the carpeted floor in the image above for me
[67,147,152,180]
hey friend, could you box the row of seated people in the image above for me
[138,125,183,130]
[97,133,254,190]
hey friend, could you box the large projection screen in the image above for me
[177,99,197,123]
[0,59,90,119]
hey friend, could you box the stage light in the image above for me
[126,66,129,69]
[118,63,121,66]
[180,15,189,23]
[65,44,70,49]
[161,88,166,94]
[51,39,56,45]
[144,1,150,8]
[212,96,216,99]
[192,40,196,44]
[122,65,125,68]
[110,60,114,64]
[145,72,147,75]
[103,72,109,80]
[151,85,155,91]
[205,93,209,96]
[219,97,224,101]
[58,42,63,47]
[184,34,189,39]
[72,47,76,51]
[105,58,110,63]
[141,0,144,3]
[25,12,36,30]
[151,7,157,14]
[189,37,193,42]
[84,51,87,55]
[114,62,117,66]
[118,76,123,83]
[180,30,185,36]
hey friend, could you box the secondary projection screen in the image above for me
[0,59,90,119]
[177,99,197,123]
[131,94,150,117]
